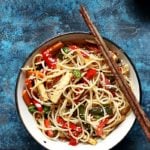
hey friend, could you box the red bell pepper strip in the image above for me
[41,41,64,67]
[85,68,97,80]
[57,117,81,146]
[57,117,82,133]
[44,119,54,137]
[69,138,78,146]
[32,99,43,112]
[57,116,67,128]
[95,118,109,137]
[42,50,57,69]
[68,45,78,50]
[69,122,82,133]
[22,90,33,106]
[25,79,33,93]
[68,45,89,58]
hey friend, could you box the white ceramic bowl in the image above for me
[16,33,141,150]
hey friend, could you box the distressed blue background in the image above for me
[0,0,150,149]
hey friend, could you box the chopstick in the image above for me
[80,5,150,141]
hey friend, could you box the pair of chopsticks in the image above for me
[80,6,150,141]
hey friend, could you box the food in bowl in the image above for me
[21,39,132,146]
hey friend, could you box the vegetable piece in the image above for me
[95,118,109,137]
[57,52,64,60]
[44,119,54,137]
[28,105,36,113]
[68,44,89,58]
[22,90,33,106]
[79,105,85,120]
[83,123,91,132]
[62,47,69,54]
[85,68,96,80]
[26,70,44,78]
[68,45,78,50]
[94,115,101,120]
[42,50,57,69]
[25,79,33,93]
[48,72,72,104]
[41,41,64,68]
[69,138,78,146]
[57,117,82,133]
[57,117,67,128]
[72,69,81,78]
[45,41,64,55]
[43,105,50,114]
[36,79,49,101]
[89,106,104,117]
[104,105,113,115]
[32,99,43,112]
[69,123,82,133]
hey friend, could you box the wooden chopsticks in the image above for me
[80,5,150,141]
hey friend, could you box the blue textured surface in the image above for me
[0,0,150,149]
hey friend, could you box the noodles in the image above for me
[22,42,131,146]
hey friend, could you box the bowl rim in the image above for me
[15,31,142,149]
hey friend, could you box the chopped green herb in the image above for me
[57,52,64,60]
[43,106,50,114]
[104,105,113,115]
[28,105,36,113]
[89,107,104,116]
[79,105,85,120]
[62,47,69,54]
[83,123,91,132]
[94,115,101,119]
[72,69,81,78]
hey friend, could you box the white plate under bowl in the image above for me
[15,32,141,150]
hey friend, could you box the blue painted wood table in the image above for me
[0,0,150,149]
